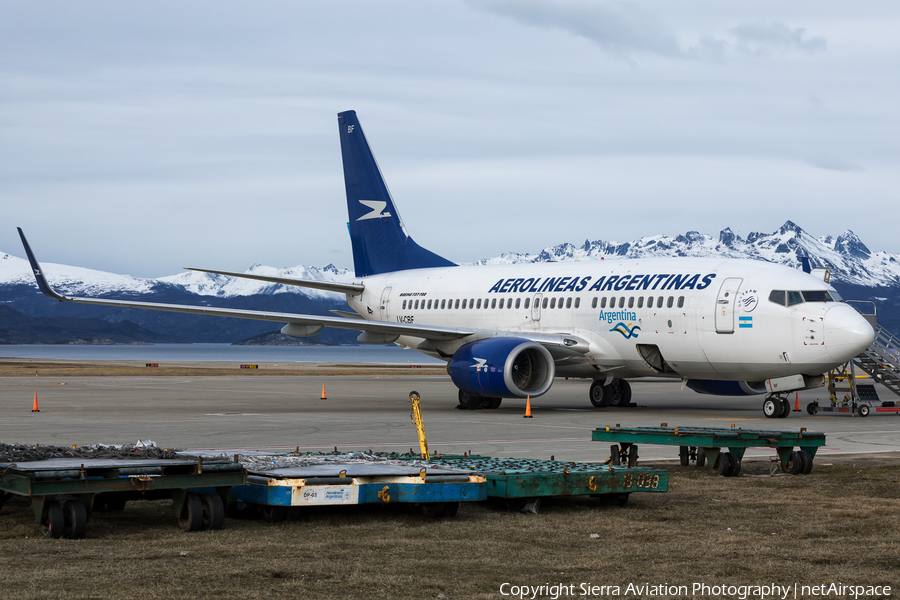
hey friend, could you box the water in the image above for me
[0,344,444,364]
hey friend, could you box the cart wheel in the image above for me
[627,445,638,467]
[598,493,629,507]
[261,504,288,522]
[421,502,449,518]
[725,455,742,477]
[63,499,87,539]
[806,402,817,416]
[782,451,804,475]
[679,446,689,466]
[696,448,707,467]
[179,493,203,532]
[609,445,620,465]
[201,493,225,530]
[799,450,813,475]
[443,502,460,518]
[708,452,732,477]
[41,500,64,539]
[858,404,870,417]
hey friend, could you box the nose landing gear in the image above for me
[762,394,793,419]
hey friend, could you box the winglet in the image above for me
[16,228,67,301]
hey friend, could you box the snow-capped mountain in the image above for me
[471,221,900,288]
[2,221,898,297]
[0,253,352,300]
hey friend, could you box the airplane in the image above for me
[18,110,875,418]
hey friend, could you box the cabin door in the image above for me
[532,294,542,322]
[715,278,742,333]
[380,287,392,320]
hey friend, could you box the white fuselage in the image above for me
[346,257,873,384]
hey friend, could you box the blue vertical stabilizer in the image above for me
[338,110,456,277]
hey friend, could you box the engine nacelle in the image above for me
[685,380,768,396]
[447,338,555,398]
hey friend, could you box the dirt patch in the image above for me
[1,463,898,599]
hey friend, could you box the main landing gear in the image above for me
[762,394,793,419]
[457,390,502,410]
[589,379,632,408]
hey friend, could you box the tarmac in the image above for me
[2,367,900,464]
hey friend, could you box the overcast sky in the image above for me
[2,1,897,277]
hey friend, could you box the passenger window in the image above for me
[550,298,556,309]
[461,299,467,309]
[768,290,785,306]
[414,300,419,310]
[637,297,644,308]
[592,297,597,309]
[677,296,684,308]
[566,298,572,309]
[428,300,433,309]
[601,298,607,309]
[524,298,530,309]
[469,299,474,308]
[440,299,446,309]
[788,291,803,306]
[454,299,460,309]
[628,297,634,309]
[402,300,407,310]
[491,299,496,309]
[574,297,580,309]
[514,298,519,309]
[618,297,625,309]
[667,296,674,308]
[542,298,548,309]
[476,299,482,309]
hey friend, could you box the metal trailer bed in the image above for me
[0,456,246,539]
[363,453,668,513]
[230,461,487,520]
[592,426,826,478]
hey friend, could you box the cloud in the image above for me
[468,1,827,63]
[730,22,827,55]
[806,154,864,172]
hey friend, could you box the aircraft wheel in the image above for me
[41,500,64,539]
[610,380,632,407]
[708,452,732,477]
[763,397,780,418]
[63,499,88,539]
[457,390,478,410]
[201,493,225,530]
[589,380,611,407]
[777,399,791,418]
[179,493,204,532]
[858,404,870,417]
[484,397,502,409]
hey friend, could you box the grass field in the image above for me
[1,458,898,600]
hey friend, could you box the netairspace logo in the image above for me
[497,582,892,599]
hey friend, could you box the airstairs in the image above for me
[810,302,900,417]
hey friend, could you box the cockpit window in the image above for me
[770,289,843,307]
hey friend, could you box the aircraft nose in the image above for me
[825,304,875,362]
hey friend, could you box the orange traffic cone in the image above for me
[321,384,327,400]
[793,391,800,412]
[523,395,532,418]
[32,391,40,413]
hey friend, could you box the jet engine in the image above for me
[447,338,555,398]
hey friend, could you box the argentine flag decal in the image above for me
[739,316,753,328]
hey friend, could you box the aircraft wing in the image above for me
[184,267,364,295]
[16,228,473,342]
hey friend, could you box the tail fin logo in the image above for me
[356,200,392,221]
